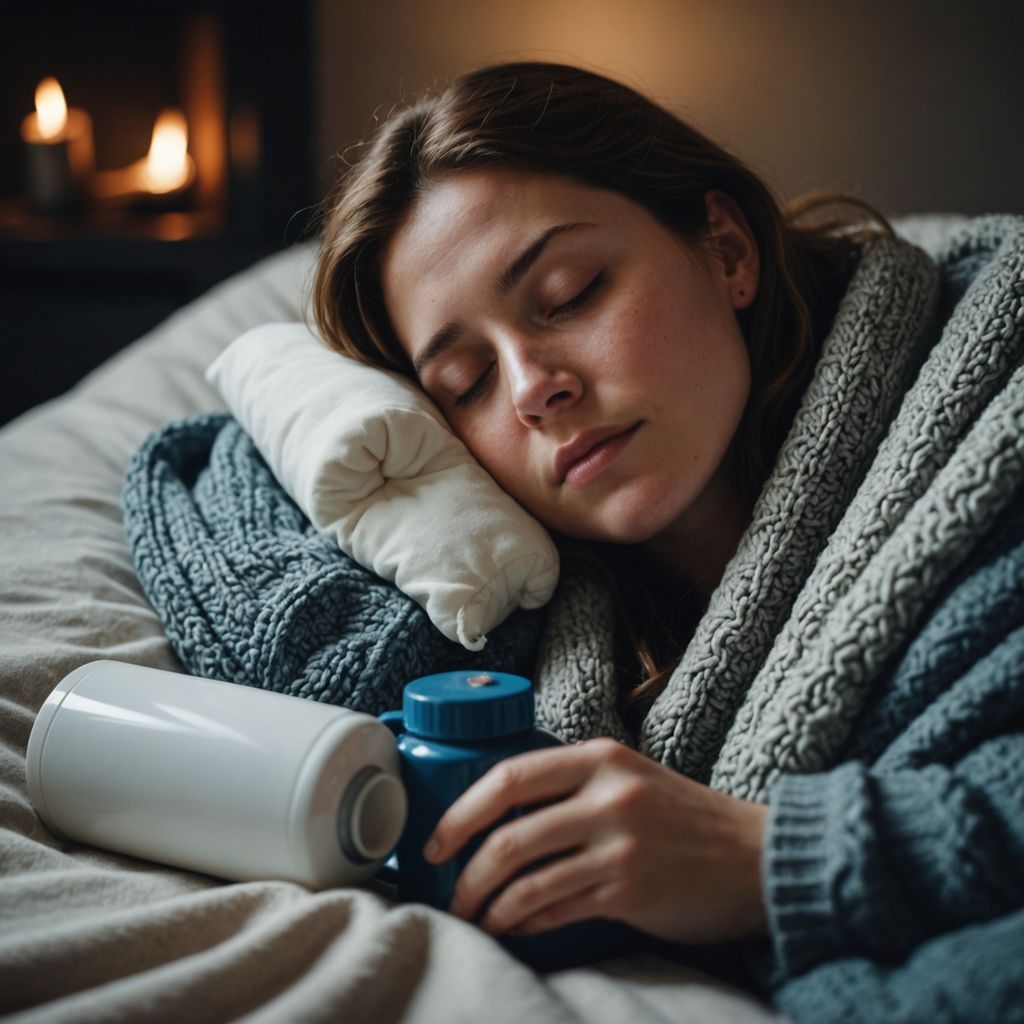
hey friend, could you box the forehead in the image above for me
[379,169,612,334]
[387,167,602,268]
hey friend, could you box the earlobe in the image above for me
[734,285,755,311]
[704,190,759,309]
[732,276,758,311]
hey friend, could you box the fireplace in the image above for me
[1,1,316,424]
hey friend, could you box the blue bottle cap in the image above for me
[402,671,535,741]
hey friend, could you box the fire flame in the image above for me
[142,108,191,193]
[35,77,68,139]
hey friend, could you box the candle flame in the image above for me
[143,108,190,193]
[35,77,68,139]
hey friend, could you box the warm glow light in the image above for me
[143,108,190,193]
[89,105,194,203]
[35,77,68,139]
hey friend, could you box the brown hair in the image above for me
[310,61,894,718]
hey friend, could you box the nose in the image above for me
[503,339,583,428]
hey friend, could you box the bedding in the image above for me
[205,322,559,651]
[0,211,1000,1022]
[0,241,785,1021]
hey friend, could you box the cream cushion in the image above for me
[205,321,560,650]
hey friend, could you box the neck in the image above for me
[641,458,751,599]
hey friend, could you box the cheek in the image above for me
[598,268,703,375]
[629,284,749,404]
[454,416,533,500]
[597,301,692,399]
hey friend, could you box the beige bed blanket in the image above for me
[0,245,784,1022]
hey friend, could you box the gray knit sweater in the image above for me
[125,215,1024,1022]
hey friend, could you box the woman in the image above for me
[311,62,1024,1020]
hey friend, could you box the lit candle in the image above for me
[93,107,196,207]
[20,77,94,216]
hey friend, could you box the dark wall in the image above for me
[0,2,316,425]
[313,0,1024,217]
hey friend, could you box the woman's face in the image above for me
[379,168,758,544]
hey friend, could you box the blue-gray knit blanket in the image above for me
[122,412,544,713]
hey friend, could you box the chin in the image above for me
[559,490,685,545]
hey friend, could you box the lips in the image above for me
[554,422,642,484]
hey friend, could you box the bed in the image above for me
[0,214,965,1022]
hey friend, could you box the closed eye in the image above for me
[453,362,495,407]
[453,271,606,408]
[552,271,605,318]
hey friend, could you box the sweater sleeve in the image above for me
[762,725,1024,981]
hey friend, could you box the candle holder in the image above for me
[91,164,197,213]
[21,79,95,217]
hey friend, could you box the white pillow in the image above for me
[205,322,559,651]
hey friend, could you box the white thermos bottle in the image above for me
[25,660,407,888]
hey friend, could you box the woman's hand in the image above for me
[421,737,769,944]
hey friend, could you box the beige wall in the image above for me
[314,0,1023,216]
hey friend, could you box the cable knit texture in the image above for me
[124,215,1024,1022]
[122,416,543,710]
[763,500,1024,1023]
[533,217,1024,798]
[529,214,1024,1023]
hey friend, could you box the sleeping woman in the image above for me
[309,62,1024,1022]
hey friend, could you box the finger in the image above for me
[450,794,602,922]
[477,843,616,936]
[424,740,610,864]
[505,881,612,938]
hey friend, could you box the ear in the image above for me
[704,190,760,311]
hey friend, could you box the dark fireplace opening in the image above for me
[1,1,316,425]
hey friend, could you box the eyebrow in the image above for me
[412,221,595,377]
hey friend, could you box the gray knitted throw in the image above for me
[534,214,1024,802]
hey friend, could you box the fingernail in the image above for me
[423,838,440,862]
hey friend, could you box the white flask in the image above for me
[25,660,406,889]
